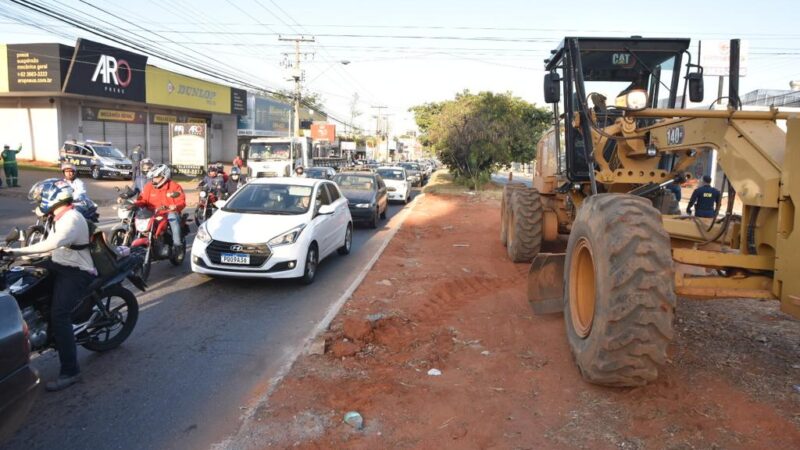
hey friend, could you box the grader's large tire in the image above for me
[506,188,543,263]
[564,194,675,387]
[500,182,527,246]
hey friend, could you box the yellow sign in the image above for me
[98,109,137,122]
[145,65,231,114]
[0,45,8,93]
[187,117,207,124]
[152,114,177,124]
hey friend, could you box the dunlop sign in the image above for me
[146,65,231,114]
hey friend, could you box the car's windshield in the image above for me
[223,183,313,214]
[377,169,405,180]
[334,175,375,191]
[399,163,416,172]
[248,142,291,161]
[93,145,126,159]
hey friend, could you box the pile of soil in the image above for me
[228,193,800,449]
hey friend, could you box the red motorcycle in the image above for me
[195,189,219,226]
[131,206,190,282]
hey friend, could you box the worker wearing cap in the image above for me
[687,175,721,218]
[2,144,22,187]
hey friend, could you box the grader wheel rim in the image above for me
[570,237,596,338]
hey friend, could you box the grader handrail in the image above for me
[629,108,797,120]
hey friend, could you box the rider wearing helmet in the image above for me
[61,162,86,198]
[1,179,95,391]
[293,165,306,178]
[134,164,187,250]
[223,166,246,196]
[133,158,155,193]
[199,164,225,193]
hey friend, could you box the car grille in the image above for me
[115,164,132,170]
[206,240,271,267]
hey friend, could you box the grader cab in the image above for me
[501,36,800,386]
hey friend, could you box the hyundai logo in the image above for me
[230,245,243,252]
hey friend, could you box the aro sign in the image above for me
[91,55,132,89]
[63,38,147,101]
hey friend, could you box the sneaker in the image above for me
[45,373,82,392]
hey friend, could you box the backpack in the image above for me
[69,224,121,278]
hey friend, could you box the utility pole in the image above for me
[279,35,315,138]
[371,105,386,161]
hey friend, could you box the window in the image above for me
[325,183,340,201]
[81,147,93,156]
[316,183,332,206]
[64,144,80,155]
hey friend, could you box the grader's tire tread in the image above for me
[566,194,675,387]
[500,182,527,246]
[507,188,543,263]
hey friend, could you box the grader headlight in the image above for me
[614,89,648,111]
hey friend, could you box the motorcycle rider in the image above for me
[293,165,307,178]
[199,164,225,194]
[61,163,86,198]
[134,164,186,253]
[133,158,154,194]
[223,167,246,197]
[0,179,95,391]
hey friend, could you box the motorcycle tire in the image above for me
[81,285,139,352]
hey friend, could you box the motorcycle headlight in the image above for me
[196,223,212,243]
[118,208,131,220]
[614,89,648,111]
[268,224,305,247]
[134,218,150,232]
[199,191,207,199]
[354,203,371,208]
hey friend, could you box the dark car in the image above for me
[0,293,39,442]
[398,162,423,187]
[333,172,388,228]
[305,167,336,180]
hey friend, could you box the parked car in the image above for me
[334,172,388,228]
[59,140,133,180]
[306,167,336,180]
[377,166,411,204]
[398,162,422,187]
[0,293,39,443]
[191,178,352,284]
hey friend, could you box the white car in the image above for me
[191,177,353,284]
[377,166,411,204]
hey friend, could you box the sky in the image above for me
[0,0,797,135]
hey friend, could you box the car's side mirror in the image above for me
[317,204,335,215]
[544,72,561,104]
[688,72,704,103]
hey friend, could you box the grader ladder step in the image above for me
[527,252,566,315]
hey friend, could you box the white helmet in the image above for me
[147,164,171,188]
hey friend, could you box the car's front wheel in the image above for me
[91,166,102,180]
[338,224,353,255]
[299,243,318,285]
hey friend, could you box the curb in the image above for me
[214,194,425,450]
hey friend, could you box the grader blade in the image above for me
[527,253,566,315]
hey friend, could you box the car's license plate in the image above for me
[120,171,130,176]
[221,253,250,264]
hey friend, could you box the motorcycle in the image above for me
[26,194,100,246]
[110,186,139,247]
[195,189,220,226]
[131,205,190,282]
[0,228,146,356]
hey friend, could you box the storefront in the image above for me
[0,39,246,165]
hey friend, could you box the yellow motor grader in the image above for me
[501,36,799,387]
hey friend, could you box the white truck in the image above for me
[247,136,349,178]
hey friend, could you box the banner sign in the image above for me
[169,122,207,175]
[231,88,247,115]
[6,43,72,92]
[82,106,146,123]
[146,65,231,114]
[699,40,749,77]
[150,113,209,124]
[311,122,336,142]
[63,39,147,101]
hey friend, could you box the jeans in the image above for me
[167,212,183,246]
[46,261,95,377]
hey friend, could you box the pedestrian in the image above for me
[232,154,243,170]
[2,144,22,187]
[130,144,143,178]
[687,175,721,218]
[1,179,95,391]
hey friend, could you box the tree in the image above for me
[275,88,325,111]
[411,91,551,189]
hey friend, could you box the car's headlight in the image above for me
[196,223,212,243]
[268,224,306,247]
[614,89,648,111]
[354,203,371,208]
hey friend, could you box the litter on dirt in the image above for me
[343,411,364,430]
[452,243,470,247]
[427,368,442,376]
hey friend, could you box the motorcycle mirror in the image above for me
[4,228,21,244]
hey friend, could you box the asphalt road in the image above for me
[1,185,419,450]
